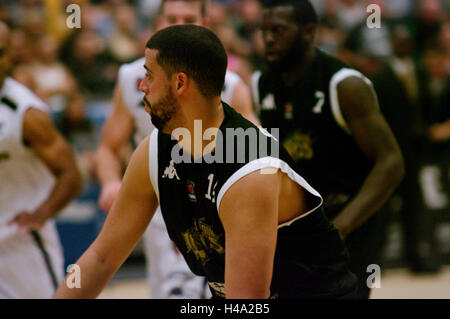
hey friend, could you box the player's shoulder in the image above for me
[315,50,369,84]
[1,77,48,113]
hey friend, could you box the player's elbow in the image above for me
[386,149,405,188]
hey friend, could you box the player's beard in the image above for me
[268,36,307,72]
[145,87,180,132]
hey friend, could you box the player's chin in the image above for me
[265,52,281,63]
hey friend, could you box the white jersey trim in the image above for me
[222,71,240,105]
[1,78,49,145]
[148,129,160,201]
[216,157,323,228]
[329,68,374,135]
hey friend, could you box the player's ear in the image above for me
[174,72,188,96]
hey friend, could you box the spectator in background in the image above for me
[324,0,367,32]
[421,37,450,219]
[138,0,163,20]
[13,36,85,135]
[107,4,141,64]
[414,0,446,53]
[9,29,35,71]
[340,0,392,77]
[383,0,413,20]
[211,0,261,87]
[373,24,441,273]
[61,30,117,97]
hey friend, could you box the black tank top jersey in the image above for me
[254,49,372,218]
[149,103,357,298]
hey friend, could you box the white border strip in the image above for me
[216,157,323,229]
[329,68,373,135]
[148,129,159,201]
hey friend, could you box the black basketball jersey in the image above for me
[148,103,357,298]
[253,49,373,217]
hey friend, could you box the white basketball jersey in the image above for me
[118,57,241,145]
[0,78,56,239]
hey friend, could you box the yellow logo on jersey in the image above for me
[181,218,224,266]
[283,131,314,161]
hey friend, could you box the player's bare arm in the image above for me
[231,79,260,126]
[219,169,305,298]
[95,82,135,212]
[54,136,158,298]
[332,76,405,239]
[8,108,82,231]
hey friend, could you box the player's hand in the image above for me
[428,123,450,143]
[332,218,350,241]
[7,210,49,232]
[98,181,122,214]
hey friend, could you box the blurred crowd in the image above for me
[0,0,449,269]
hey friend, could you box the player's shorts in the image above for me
[0,221,64,298]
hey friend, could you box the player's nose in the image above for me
[139,79,147,93]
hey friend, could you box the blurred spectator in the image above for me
[138,0,162,20]
[13,36,85,134]
[414,0,446,53]
[373,24,443,273]
[60,30,117,97]
[340,0,392,77]
[107,4,141,63]
[9,29,35,68]
[324,0,368,32]
[383,0,413,20]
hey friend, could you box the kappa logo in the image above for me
[162,160,180,180]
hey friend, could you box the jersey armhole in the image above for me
[216,157,323,228]
[148,129,160,201]
[329,68,374,135]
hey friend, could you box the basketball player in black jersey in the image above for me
[55,25,358,299]
[254,0,404,298]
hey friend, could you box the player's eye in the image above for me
[184,17,196,24]
[167,16,177,24]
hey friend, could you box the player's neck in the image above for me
[281,46,316,87]
[175,96,225,161]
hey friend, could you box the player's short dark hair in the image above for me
[146,24,227,98]
[160,0,208,17]
[260,0,318,26]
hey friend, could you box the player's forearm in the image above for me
[333,152,404,238]
[95,144,123,187]
[35,166,82,220]
[54,247,118,298]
